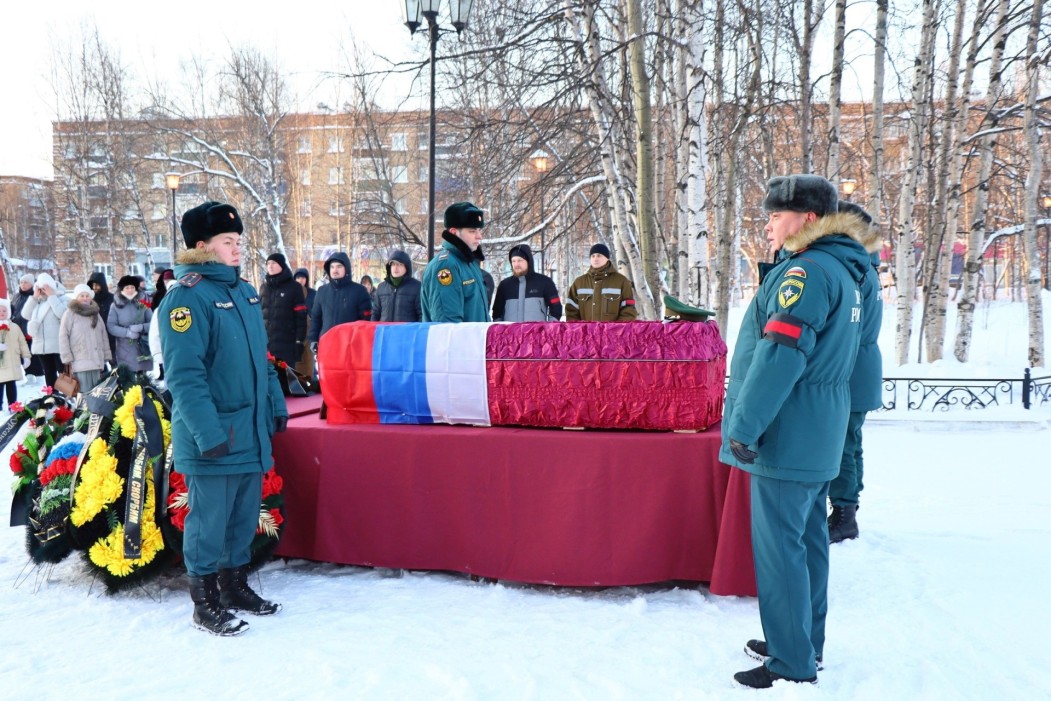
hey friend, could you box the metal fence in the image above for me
[881,368,1051,412]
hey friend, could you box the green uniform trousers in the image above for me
[829,410,867,507]
[750,474,829,680]
[183,472,262,577]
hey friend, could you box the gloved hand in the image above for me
[202,441,230,459]
[127,329,141,339]
[22,357,30,369]
[132,323,146,333]
[274,416,288,433]
[729,439,757,465]
[0,342,7,352]
[310,342,318,355]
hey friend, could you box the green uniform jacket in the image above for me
[421,232,491,322]
[720,212,875,482]
[158,248,288,476]
[565,262,638,321]
[850,250,883,412]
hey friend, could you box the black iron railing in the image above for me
[881,369,1050,412]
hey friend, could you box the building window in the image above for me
[300,200,312,218]
[93,263,114,280]
[396,197,409,215]
[390,165,408,183]
[152,173,165,189]
[353,160,384,181]
[328,167,344,185]
[418,165,428,182]
[298,136,312,153]
[300,169,311,186]
[391,133,407,151]
[328,137,344,153]
[152,204,166,221]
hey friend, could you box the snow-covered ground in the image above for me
[2,299,1049,700]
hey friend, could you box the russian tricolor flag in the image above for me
[319,322,491,425]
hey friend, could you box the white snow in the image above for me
[2,299,1049,700]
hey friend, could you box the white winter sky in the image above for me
[0,1,913,181]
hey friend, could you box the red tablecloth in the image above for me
[272,399,755,596]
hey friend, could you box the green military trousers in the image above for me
[829,410,867,507]
[750,474,829,680]
[183,472,263,577]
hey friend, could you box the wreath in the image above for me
[67,382,172,591]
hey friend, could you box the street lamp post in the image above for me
[165,172,181,267]
[530,150,550,274]
[403,0,475,260]
[841,179,857,200]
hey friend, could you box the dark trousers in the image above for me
[2,380,16,409]
[37,353,62,388]
[829,411,867,507]
[750,474,829,680]
[183,471,263,577]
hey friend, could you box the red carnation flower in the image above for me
[10,401,24,413]
[261,468,283,498]
[53,406,74,424]
[0,324,8,331]
[9,453,23,474]
[269,508,283,527]
[42,386,54,396]
[170,505,188,531]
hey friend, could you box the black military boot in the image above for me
[189,574,249,636]
[828,505,860,544]
[218,566,281,615]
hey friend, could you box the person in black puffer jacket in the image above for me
[492,244,563,322]
[88,270,117,357]
[260,253,308,365]
[308,251,372,350]
[373,250,422,322]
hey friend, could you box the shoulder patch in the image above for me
[169,307,192,332]
[437,269,453,286]
[785,266,807,279]
[177,272,202,287]
[247,296,260,304]
[778,279,805,308]
[215,301,234,309]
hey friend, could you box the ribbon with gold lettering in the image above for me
[123,395,165,559]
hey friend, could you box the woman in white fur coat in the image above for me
[20,272,70,388]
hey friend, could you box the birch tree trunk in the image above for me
[867,0,888,251]
[921,0,970,361]
[683,0,709,307]
[1021,0,1045,367]
[954,0,1010,361]
[894,0,939,365]
[626,0,659,305]
[826,0,847,181]
[798,0,816,172]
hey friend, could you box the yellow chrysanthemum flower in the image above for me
[114,385,144,439]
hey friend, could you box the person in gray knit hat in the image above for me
[722,173,875,689]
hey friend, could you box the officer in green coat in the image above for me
[421,202,491,322]
[720,175,872,688]
[158,201,289,637]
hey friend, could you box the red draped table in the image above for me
[272,396,756,596]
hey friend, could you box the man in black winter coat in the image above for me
[308,251,372,352]
[87,271,117,358]
[260,253,308,365]
[373,250,422,322]
[492,244,563,321]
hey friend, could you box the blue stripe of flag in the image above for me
[373,323,434,424]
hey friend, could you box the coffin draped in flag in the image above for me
[318,320,727,430]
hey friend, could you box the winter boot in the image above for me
[733,665,817,689]
[218,565,281,615]
[744,639,823,670]
[828,505,860,543]
[189,574,249,636]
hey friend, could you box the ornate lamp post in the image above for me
[165,172,181,266]
[841,178,857,200]
[530,150,550,274]
[403,0,475,260]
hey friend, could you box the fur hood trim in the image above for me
[784,211,881,254]
[67,299,101,317]
[176,248,223,265]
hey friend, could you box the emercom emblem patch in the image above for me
[778,279,804,308]
[170,307,192,332]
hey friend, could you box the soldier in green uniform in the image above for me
[720,175,873,688]
[158,201,289,637]
[421,202,491,322]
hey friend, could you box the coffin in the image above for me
[318,321,726,431]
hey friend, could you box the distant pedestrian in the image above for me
[421,202,491,323]
[107,275,153,373]
[565,243,637,322]
[373,250,422,322]
[59,283,111,393]
[10,273,41,380]
[260,252,308,365]
[0,298,32,411]
[492,244,562,321]
[21,273,71,388]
